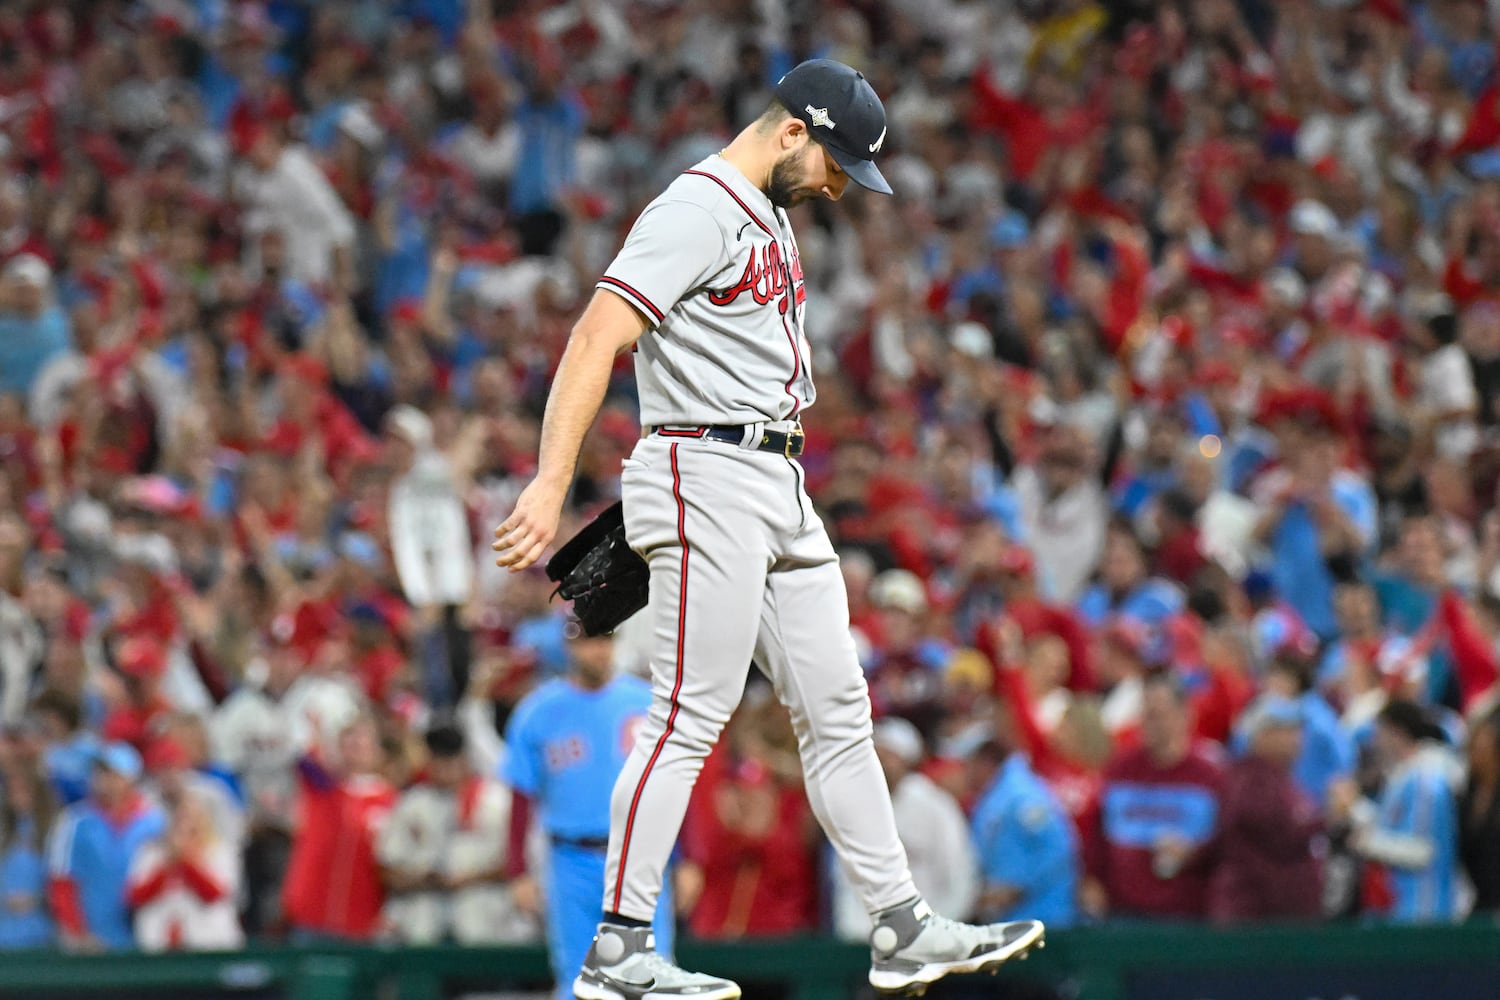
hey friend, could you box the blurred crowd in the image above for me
[2,0,1500,960]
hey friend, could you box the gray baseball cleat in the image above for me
[572,923,742,1000]
[867,899,1046,996]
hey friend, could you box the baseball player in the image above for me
[503,626,674,1000]
[493,59,1044,999]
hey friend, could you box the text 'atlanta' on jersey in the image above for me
[598,156,813,427]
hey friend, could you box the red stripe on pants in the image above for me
[612,442,690,913]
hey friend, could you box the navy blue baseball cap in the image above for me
[774,59,892,195]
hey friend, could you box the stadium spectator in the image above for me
[1077,521,1184,639]
[1012,420,1110,604]
[1263,654,1358,815]
[378,721,533,945]
[1250,401,1378,643]
[865,569,948,738]
[506,54,585,257]
[32,689,98,807]
[1344,701,1462,924]
[145,735,248,863]
[385,404,474,705]
[281,717,395,942]
[0,254,70,399]
[1084,672,1225,920]
[983,541,1096,693]
[1090,618,1150,742]
[212,635,303,937]
[1318,580,1390,699]
[126,789,245,952]
[1460,708,1500,914]
[0,518,43,729]
[46,742,167,951]
[99,635,178,766]
[233,121,356,290]
[1375,514,1449,630]
[1407,301,1480,462]
[968,733,1079,929]
[0,757,57,949]
[831,717,979,939]
[1209,696,1324,924]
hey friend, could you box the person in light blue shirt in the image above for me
[511,611,571,679]
[508,74,584,224]
[45,743,167,950]
[1292,687,1357,811]
[504,627,673,1000]
[1254,416,1378,641]
[1350,701,1460,924]
[1371,517,1451,704]
[34,690,98,807]
[1076,521,1184,661]
[1237,656,1357,813]
[0,255,71,399]
[967,740,1078,928]
[0,765,55,949]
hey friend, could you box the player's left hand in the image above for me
[492,477,567,572]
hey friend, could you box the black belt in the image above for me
[550,834,610,850]
[649,424,805,457]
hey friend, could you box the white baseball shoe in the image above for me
[867,899,1046,996]
[572,923,741,1000]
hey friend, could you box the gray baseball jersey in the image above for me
[591,154,919,929]
[598,155,814,426]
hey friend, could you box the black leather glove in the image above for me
[545,502,650,636]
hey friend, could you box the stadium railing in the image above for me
[2,922,1497,1000]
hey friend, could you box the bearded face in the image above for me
[766,143,816,210]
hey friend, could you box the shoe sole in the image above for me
[868,922,1047,997]
[573,977,743,1000]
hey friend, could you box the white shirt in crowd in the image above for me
[213,677,299,829]
[376,776,538,945]
[390,451,474,608]
[213,665,363,827]
[238,144,356,286]
[1012,464,1109,604]
[0,589,43,728]
[128,839,245,953]
[1419,343,1480,460]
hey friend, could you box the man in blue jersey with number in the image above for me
[1345,700,1461,923]
[505,621,674,999]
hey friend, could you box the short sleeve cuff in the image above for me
[598,276,666,325]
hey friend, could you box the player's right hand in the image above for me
[492,478,566,572]
[510,874,541,916]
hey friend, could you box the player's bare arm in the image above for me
[492,291,648,572]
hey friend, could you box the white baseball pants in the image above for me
[602,431,918,922]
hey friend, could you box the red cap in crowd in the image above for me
[116,635,168,679]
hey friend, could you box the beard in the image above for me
[766,146,813,209]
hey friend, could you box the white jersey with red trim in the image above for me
[597,154,812,426]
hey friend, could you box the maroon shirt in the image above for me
[1087,741,1226,919]
[1207,756,1324,923]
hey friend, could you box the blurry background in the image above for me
[1,0,1500,997]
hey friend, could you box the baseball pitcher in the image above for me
[493,59,1045,1000]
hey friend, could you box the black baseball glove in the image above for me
[545,501,650,636]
